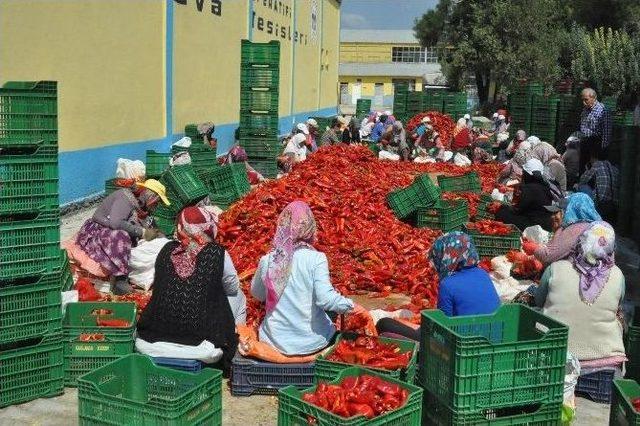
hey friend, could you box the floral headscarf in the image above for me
[561,193,601,228]
[264,201,317,313]
[429,232,479,280]
[571,221,615,305]
[513,141,533,167]
[170,206,219,279]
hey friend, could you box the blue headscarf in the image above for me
[561,193,601,228]
[429,232,479,280]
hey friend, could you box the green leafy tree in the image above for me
[571,27,640,97]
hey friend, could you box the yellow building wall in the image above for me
[339,77,422,96]
[173,0,247,133]
[293,0,320,113]
[0,0,165,150]
[340,43,420,63]
[320,0,340,109]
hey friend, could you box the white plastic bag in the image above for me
[491,188,505,202]
[414,156,435,163]
[564,353,580,410]
[453,152,471,166]
[173,136,192,148]
[522,225,550,245]
[135,338,223,363]
[378,150,400,161]
[442,151,454,162]
[129,238,170,291]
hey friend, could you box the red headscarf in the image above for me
[170,206,219,279]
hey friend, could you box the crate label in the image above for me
[535,322,550,335]
[74,344,111,352]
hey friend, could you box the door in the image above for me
[351,82,362,105]
[374,83,384,107]
[340,83,349,105]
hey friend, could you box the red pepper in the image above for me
[96,318,131,328]
[348,403,375,419]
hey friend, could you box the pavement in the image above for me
[0,205,624,425]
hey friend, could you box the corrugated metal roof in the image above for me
[339,62,441,78]
[340,30,418,44]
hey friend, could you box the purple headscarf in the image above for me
[571,221,615,305]
[264,201,317,313]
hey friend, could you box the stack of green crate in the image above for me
[419,305,568,425]
[309,116,332,132]
[423,89,445,113]
[530,94,559,142]
[0,80,64,408]
[442,92,467,119]
[406,91,424,119]
[555,94,581,148]
[62,302,136,386]
[171,126,220,175]
[145,150,171,178]
[508,82,543,134]
[239,40,280,179]
[393,84,408,122]
[355,98,372,118]
[199,163,251,210]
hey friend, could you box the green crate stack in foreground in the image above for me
[415,199,469,231]
[437,171,482,193]
[626,307,640,383]
[278,367,423,426]
[314,334,418,384]
[387,174,441,220]
[62,302,136,386]
[145,150,171,178]
[419,305,568,414]
[78,354,222,425]
[464,222,522,257]
[610,380,640,426]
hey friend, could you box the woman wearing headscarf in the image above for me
[497,141,532,184]
[136,206,245,373]
[76,179,168,294]
[383,121,409,160]
[532,141,567,192]
[251,201,361,355]
[505,130,527,158]
[524,193,602,264]
[451,117,472,152]
[534,222,625,367]
[376,232,500,340]
[342,117,361,144]
[495,158,554,231]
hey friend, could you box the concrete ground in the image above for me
[0,205,620,425]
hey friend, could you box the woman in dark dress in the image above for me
[137,206,244,374]
[495,158,554,232]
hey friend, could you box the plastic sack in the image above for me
[564,353,580,410]
[378,150,400,161]
[128,238,170,291]
[491,188,505,202]
[61,290,79,314]
[442,151,454,162]
[523,225,551,245]
[237,325,319,363]
[414,156,435,163]
[135,337,223,364]
[453,152,471,166]
[173,136,192,148]
[115,159,146,180]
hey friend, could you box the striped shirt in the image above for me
[580,101,612,148]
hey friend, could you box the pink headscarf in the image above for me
[170,206,219,279]
[264,201,317,313]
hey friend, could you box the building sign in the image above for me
[252,0,313,46]
[173,0,223,17]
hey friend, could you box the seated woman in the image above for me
[451,118,472,152]
[381,121,410,161]
[76,179,168,294]
[495,159,554,232]
[251,201,361,355]
[524,193,602,264]
[497,141,532,185]
[532,141,567,192]
[136,206,246,373]
[377,232,500,340]
[534,222,625,369]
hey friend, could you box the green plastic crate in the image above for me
[62,302,137,340]
[64,332,134,386]
[78,354,222,425]
[190,151,219,172]
[145,150,171,177]
[165,164,209,205]
[0,333,64,408]
[415,199,469,231]
[314,334,418,384]
[626,308,640,383]
[0,211,61,281]
[465,223,522,257]
[0,90,57,115]
[0,112,56,132]
[200,163,251,198]
[251,158,279,179]
[240,89,279,113]
[239,137,280,159]
[387,175,441,220]
[0,149,59,215]
[239,112,279,137]
[208,192,237,210]
[0,272,62,345]
[437,172,482,193]
[614,112,635,126]
[241,40,280,67]
[420,304,568,413]
[241,67,279,89]
[2,81,57,92]
[422,389,563,426]
[61,250,74,291]
[153,204,177,237]
[610,380,640,426]
[184,123,199,139]
[279,367,423,426]
[475,194,501,220]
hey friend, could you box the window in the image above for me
[391,46,438,64]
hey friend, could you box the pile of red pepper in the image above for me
[327,336,411,371]
[302,374,409,419]
[405,112,455,145]
[487,201,503,214]
[96,318,131,327]
[442,192,481,217]
[217,146,500,327]
[466,219,514,236]
[631,397,640,412]
[506,250,544,279]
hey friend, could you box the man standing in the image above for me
[579,88,612,173]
